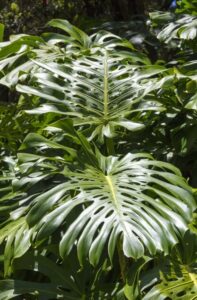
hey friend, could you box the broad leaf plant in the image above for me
[0,13,196,300]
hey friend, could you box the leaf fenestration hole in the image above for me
[176,291,186,297]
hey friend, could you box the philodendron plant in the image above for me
[0,19,196,299]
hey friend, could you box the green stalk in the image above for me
[117,239,127,283]
[106,137,115,155]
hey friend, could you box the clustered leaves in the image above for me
[0,10,196,300]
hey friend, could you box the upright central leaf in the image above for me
[16,52,146,141]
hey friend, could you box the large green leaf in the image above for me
[58,152,195,264]
[157,15,197,42]
[9,132,195,266]
[0,19,142,88]
[16,52,165,142]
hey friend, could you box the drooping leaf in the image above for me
[143,262,197,300]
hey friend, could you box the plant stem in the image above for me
[106,137,115,155]
[117,239,127,283]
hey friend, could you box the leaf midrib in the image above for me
[104,52,109,118]
[105,175,120,211]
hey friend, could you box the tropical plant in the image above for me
[0,14,196,300]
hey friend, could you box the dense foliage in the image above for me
[0,0,177,38]
[0,1,197,299]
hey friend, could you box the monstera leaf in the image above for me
[40,151,195,265]
[158,15,197,41]
[15,52,166,142]
[1,126,195,268]
[143,261,197,300]
[0,19,146,88]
